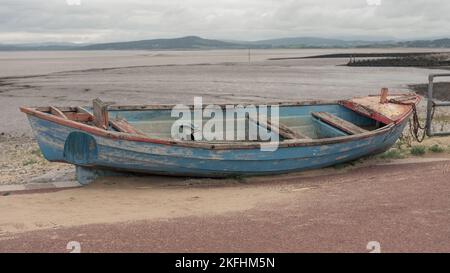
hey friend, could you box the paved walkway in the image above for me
[1,160,449,252]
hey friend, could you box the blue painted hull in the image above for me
[26,110,407,178]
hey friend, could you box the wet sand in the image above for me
[410,82,450,101]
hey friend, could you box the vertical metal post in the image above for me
[425,73,450,137]
[426,74,434,137]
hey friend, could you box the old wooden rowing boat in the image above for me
[20,92,419,185]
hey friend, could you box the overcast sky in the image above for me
[0,0,449,44]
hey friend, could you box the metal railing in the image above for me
[426,73,450,137]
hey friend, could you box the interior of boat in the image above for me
[36,98,386,142]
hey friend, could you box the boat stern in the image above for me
[340,92,420,125]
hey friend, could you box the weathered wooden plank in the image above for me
[32,100,340,114]
[93,98,109,130]
[64,112,93,122]
[76,106,92,115]
[248,115,311,139]
[49,106,68,119]
[56,106,94,122]
[110,118,146,136]
[311,112,367,135]
[105,100,338,111]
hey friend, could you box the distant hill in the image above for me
[254,37,450,49]
[1,36,450,50]
[78,36,260,50]
[0,42,82,51]
[397,38,450,48]
[249,37,381,48]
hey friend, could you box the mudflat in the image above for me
[2,48,450,136]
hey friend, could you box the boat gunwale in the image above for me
[32,99,340,112]
[20,99,411,150]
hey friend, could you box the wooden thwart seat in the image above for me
[49,106,68,119]
[311,112,367,135]
[248,115,311,139]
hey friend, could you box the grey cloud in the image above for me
[0,0,449,43]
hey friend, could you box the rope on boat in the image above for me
[388,95,431,143]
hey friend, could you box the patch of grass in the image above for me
[380,149,405,159]
[410,146,426,156]
[333,163,350,170]
[393,141,403,150]
[428,144,445,153]
[22,158,38,166]
[233,175,247,183]
[333,160,360,170]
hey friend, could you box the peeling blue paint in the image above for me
[25,103,407,185]
[64,132,98,165]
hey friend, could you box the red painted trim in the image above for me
[20,107,175,146]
